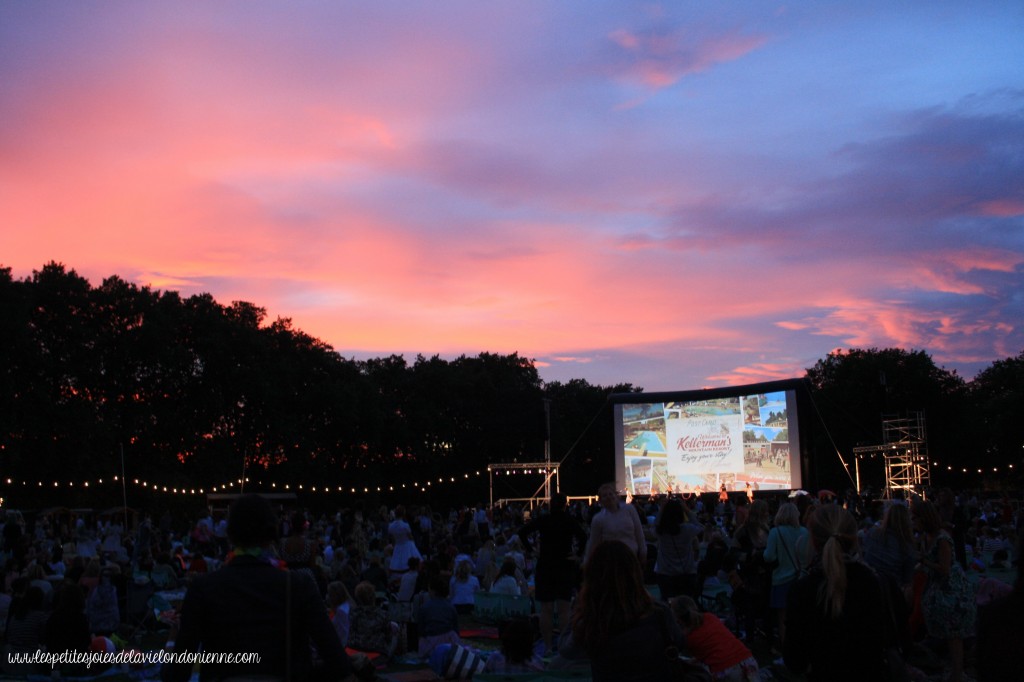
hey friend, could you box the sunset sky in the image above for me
[3,1,1022,391]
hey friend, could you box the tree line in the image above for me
[0,263,1020,509]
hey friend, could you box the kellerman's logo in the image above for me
[675,431,732,452]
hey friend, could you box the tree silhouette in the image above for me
[1,264,1020,508]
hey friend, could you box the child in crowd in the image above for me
[671,596,760,682]
[484,617,544,673]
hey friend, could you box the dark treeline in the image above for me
[0,263,637,509]
[1,263,1021,509]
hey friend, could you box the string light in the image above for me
[0,468,494,498]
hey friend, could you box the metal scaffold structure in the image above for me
[852,411,931,499]
[487,462,560,509]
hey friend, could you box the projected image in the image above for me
[615,386,801,495]
[625,430,667,459]
[627,456,707,495]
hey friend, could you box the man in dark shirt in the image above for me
[162,494,357,682]
[518,493,587,655]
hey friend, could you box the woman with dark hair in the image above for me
[490,557,522,596]
[783,504,896,681]
[654,498,702,601]
[570,540,684,681]
[727,498,771,640]
[914,499,975,682]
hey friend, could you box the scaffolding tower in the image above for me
[852,412,930,499]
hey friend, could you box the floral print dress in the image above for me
[921,531,976,639]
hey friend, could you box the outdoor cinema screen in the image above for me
[611,379,803,496]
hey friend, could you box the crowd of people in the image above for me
[0,482,1020,681]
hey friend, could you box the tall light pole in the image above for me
[543,398,551,500]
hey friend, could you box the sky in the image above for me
[2,1,1022,392]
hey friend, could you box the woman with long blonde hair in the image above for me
[448,558,480,614]
[783,504,895,681]
[763,502,809,645]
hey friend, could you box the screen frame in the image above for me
[609,378,806,496]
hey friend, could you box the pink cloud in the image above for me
[976,199,1024,217]
[775,295,1019,366]
[135,272,204,289]
[779,302,938,349]
[705,362,806,386]
[549,356,595,364]
[884,249,1024,297]
[606,25,769,90]
[933,248,1023,273]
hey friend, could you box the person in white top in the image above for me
[449,559,481,614]
[585,483,647,566]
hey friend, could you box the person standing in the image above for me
[727,499,771,641]
[518,492,587,655]
[584,483,646,567]
[862,502,917,591]
[473,504,491,541]
[388,505,422,577]
[762,502,809,646]
[652,498,702,601]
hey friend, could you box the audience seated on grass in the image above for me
[490,558,523,596]
[450,558,481,614]
[416,574,462,658]
[348,580,398,656]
